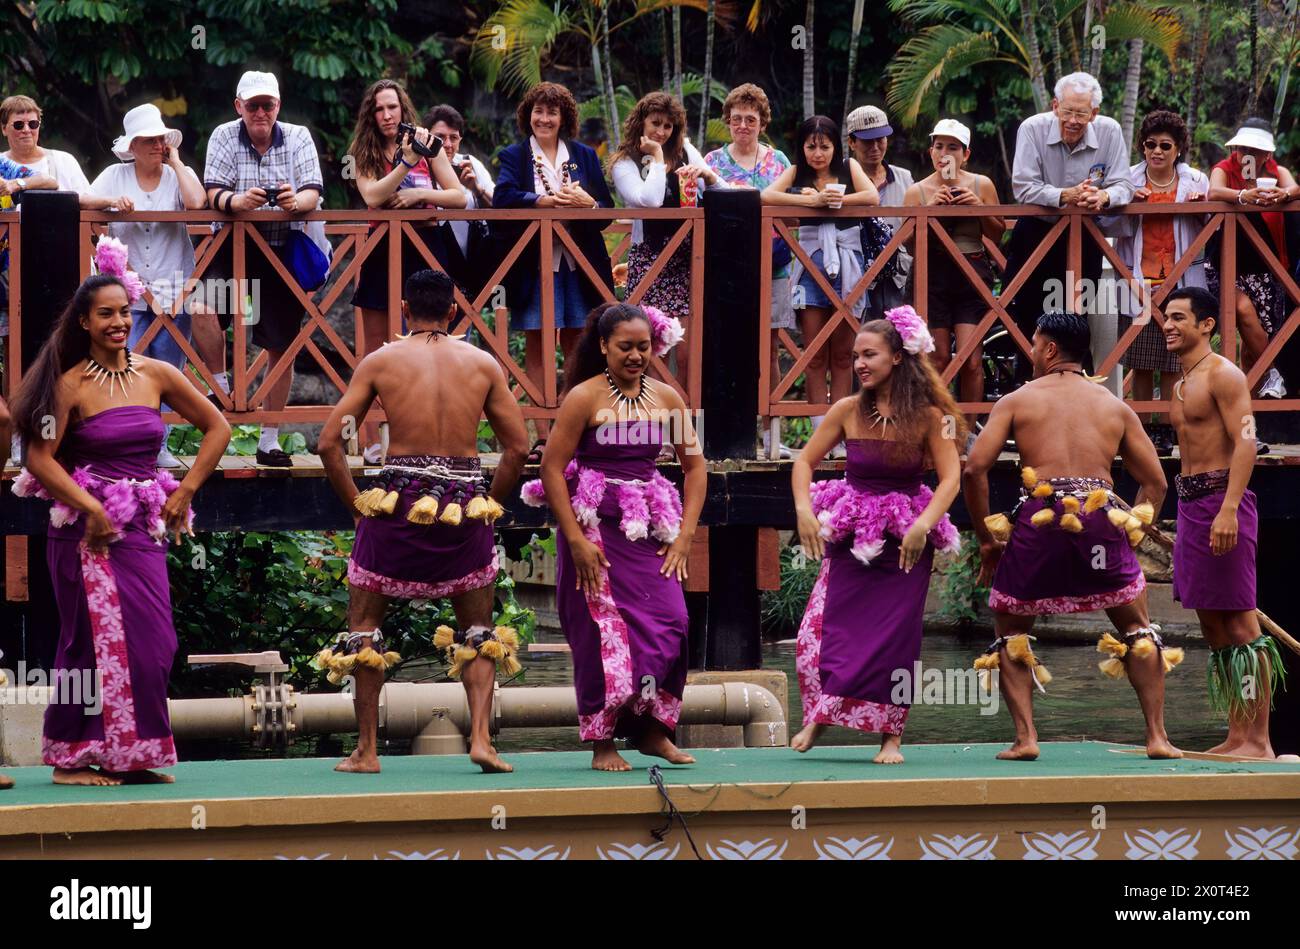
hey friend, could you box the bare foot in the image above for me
[592,740,632,772]
[0,773,12,790]
[1146,736,1183,760]
[334,749,381,773]
[1205,738,1236,755]
[873,735,904,764]
[636,730,695,765]
[104,769,175,784]
[996,740,1040,761]
[470,742,514,774]
[53,767,122,786]
[791,722,825,753]
[1203,740,1272,760]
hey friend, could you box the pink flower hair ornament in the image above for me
[641,304,685,357]
[92,236,146,305]
[883,305,935,356]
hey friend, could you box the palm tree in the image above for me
[1184,1,1211,161]
[842,0,868,131]
[885,0,1181,128]
[673,5,685,103]
[470,0,706,135]
[1246,0,1260,114]
[1120,38,1143,155]
[1020,0,1049,110]
[802,0,815,118]
[699,0,717,144]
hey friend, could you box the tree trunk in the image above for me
[661,10,671,90]
[802,0,815,118]
[1120,38,1143,159]
[602,9,618,146]
[1084,0,1106,76]
[1044,0,1062,88]
[842,0,865,134]
[700,0,716,145]
[673,6,684,105]
[1186,2,1211,163]
[1020,0,1049,111]
[1066,11,1082,73]
[1246,0,1261,115]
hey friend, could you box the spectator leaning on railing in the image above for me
[609,90,729,392]
[89,104,208,468]
[1110,110,1209,454]
[0,95,91,202]
[1206,118,1298,403]
[846,105,914,319]
[704,82,794,457]
[1006,72,1134,382]
[425,103,497,299]
[493,80,614,459]
[903,119,1003,416]
[347,80,465,463]
[202,70,324,468]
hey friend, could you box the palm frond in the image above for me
[469,0,572,94]
[1101,2,1183,62]
[886,24,1011,126]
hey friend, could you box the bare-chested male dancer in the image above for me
[964,312,1179,760]
[1165,286,1284,758]
[319,269,529,773]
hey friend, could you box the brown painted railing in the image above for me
[760,202,1300,424]
[62,208,702,427]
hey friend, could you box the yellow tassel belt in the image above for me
[984,466,1153,547]
[354,460,505,526]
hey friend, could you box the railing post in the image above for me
[9,190,80,672]
[697,188,762,671]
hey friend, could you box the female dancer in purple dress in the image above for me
[10,241,229,786]
[522,302,705,771]
[791,307,963,763]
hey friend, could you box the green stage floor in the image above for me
[3,742,1298,808]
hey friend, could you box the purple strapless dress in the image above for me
[554,421,689,742]
[796,438,958,736]
[40,405,180,771]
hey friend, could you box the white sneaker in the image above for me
[829,443,847,460]
[363,442,384,464]
[1259,368,1287,399]
[156,446,182,468]
[778,444,794,459]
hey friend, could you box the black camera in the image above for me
[396,122,442,159]
[261,184,284,204]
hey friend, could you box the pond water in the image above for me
[491,634,1227,754]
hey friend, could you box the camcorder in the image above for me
[396,122,442,158]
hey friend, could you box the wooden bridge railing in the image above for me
[56,208,703,428]
[760,202,1300,427]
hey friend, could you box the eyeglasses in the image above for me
[1056,108,1093,122]
[1143,140,1175,152]
[243,101,278,113]
[9,120,39,131]
[728,116,759,127]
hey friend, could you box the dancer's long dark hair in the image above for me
[564,302,651,393]
[857,318,967,450]
[11,275,128,443]
[791,114,850,190]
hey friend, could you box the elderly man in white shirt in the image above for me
[1004,72,1134,384]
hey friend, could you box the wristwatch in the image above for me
[15,178,25,191]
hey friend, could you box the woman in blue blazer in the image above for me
[493,81,614,452]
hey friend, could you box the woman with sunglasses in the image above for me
[1113,110,1208,453]
[0,95,90,200]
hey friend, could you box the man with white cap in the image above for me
[845,105,913,318]
[1005,72,1134,384]
[89,104,208,466]
[1206,117,1298,405]
[904,119,1004,414]
[201,70,324,467]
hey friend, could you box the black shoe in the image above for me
[1256,439,1271,456]
[255,447,293,468]
[1147,423,1175,456]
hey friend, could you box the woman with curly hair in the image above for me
[608,91,728,388]
[789,308,962,764]
[494,82,615,458]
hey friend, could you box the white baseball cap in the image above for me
[112,104,182,161]
[237,71,280,101]
[929,119,971,148]
[845,106,892,140]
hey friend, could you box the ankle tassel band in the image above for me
[973,633,1052,693]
